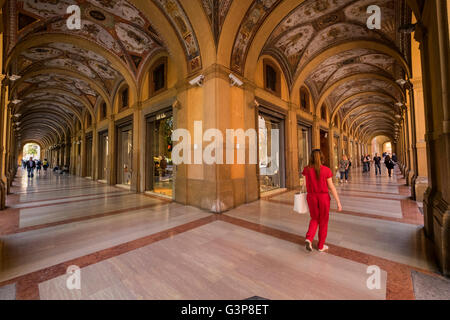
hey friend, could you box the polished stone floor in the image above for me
[0,166,445,300]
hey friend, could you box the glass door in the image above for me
[98,131,109,180]
[297,124,311,181]
[117,123,133,186]
[146,110,174,197]
[258,112,285,194]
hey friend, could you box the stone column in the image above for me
[312,115,320,149]
[403,105,411,185]
[286,102,299,189]
[406,82,419,200]
[417,0,450,276]
[0,79,7,210]
[131,107,141,192]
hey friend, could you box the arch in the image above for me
[217,0,254,67]
[341,103,397,129]
[290,41,412,105]
[349,111,396,133]
[19,87,95,119]
[129,0,191,77]
[5,34,138,103]
[20,115,70,137]
[22,107,77,134]
[11,68,112,110]
[315,73,405,116]
[331,91,396,124]
[17,100,83,124]
[178,0,216,67]
[243,0,308,79]
[138,52,174,100]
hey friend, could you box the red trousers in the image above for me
[306,193,331,250]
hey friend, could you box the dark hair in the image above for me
[309,149,324,179]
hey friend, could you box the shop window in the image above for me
[300,87,310,112]
[150,57,167,96]
[263,59,281,97]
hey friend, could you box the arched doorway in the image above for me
[22,143,41,161]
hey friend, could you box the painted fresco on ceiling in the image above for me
[17,0,166,73]
[328,78,401,107]
[261,0,405,92]
[152,0,202,72]
[231,0,282,74]
[19,43,120,94]
[201,0,233,44]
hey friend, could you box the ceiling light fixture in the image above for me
[396,79,407,86]
[12,99,22,104]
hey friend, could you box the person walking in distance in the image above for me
[339,155,350,184]
[303,149,342,252]
[25,157,36,178]
[373,153,382,176]
[385,155,395,178]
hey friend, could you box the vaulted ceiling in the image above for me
[3,0,417,148]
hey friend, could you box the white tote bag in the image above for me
[294,192,309,214]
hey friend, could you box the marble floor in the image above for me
[0,166,444,300]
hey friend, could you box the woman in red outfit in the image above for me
[302,149,342,252]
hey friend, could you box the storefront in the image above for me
[258,107,285,194]
[98,130,109,181]
[145,108,174,198]
[86,133,93,177]
[116,118,133,186]
[297,121,311,180]
[320,129,330,167]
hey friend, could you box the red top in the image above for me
[302,165,332,194]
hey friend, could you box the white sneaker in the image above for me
[305,239,313,252]
[318,245,329,252]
